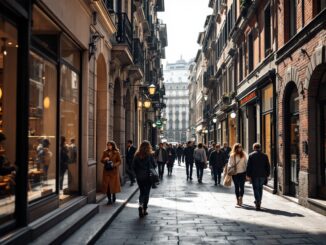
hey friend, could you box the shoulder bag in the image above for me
[148,157,159,185]
[227,156,240,176]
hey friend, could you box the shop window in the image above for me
[60,64,80,197]
[0,18,17,225]
[264,4,271,56]
[28,52,57,203]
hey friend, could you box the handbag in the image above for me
[227,156,240,176]
[148,157,159,185]
[104,160,114,171]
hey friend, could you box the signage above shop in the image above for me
[240,91,257,106]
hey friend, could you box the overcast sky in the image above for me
[158,0,211,66]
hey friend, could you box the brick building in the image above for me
[196,0,326,213]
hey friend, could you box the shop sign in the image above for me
[240,91,257,106]
[156,119,163,128]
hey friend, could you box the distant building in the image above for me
[164,57,191,143]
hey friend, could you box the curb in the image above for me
[88,187,139,245]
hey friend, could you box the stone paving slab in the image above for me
[95,165,326,245]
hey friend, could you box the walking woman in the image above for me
[132,141,155,217]
[101,141,121,205]
[228,143,247,206]
[194,143,207,183]
[166,143,176,176]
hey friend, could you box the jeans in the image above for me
[157,162,165,178]
[252,177,266,204]
[138,179,152,208]
[232,172,246,198]
[213,167,223,184]
[185,161,193,178]
[195,161,204,181]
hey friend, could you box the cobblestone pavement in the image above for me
[95,165,326,245]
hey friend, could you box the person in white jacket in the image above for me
[227,143,247,207]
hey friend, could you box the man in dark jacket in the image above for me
[221,142,231,164]
[154,143,168,180]
[176,144,184,166]
[209,144,227,185]
[246,143,271,210]
[126,140,136,186]
[183,141,195,181]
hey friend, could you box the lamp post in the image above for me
[148,84,156,96]
[212,117,217,143]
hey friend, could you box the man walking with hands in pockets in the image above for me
[246,143,270,211]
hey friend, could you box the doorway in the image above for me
[284,83,300,197]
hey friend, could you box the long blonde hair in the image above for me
[230,143,245,158]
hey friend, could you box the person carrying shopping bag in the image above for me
[227,143,247,207]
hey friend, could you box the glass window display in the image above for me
[0,18,17,225]
[28,52,57,202]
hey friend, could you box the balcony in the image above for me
[203,65,216,88]
[159,23,168,48]
[128,38,144,80]
[112,13,133,66]
[92,0,116,34]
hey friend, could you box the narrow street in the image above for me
[95,165,326,245]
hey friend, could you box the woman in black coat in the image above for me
[132,140,155,217]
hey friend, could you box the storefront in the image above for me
[238,76,276,190]
[0,1,83,234]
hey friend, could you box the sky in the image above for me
[158,0,211,66]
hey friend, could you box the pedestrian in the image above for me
[209,144,227,186]
[176,144,184,166]
[227,143,247,207]
[246,143,270,210]
[59,136,69,191]
[194,143,207,183]
[183,141,195,181]
[208,142,216,179]
[132,140,155,217]
[154,142,168,180]
[166,143,176,176]
[222,142,231,162]
[101,141,121,205]
[126,140,136,186]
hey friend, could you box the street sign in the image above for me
[156,119,163,128]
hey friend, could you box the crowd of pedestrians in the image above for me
[100,139,271,218]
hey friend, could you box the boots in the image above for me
[107,195,112,205]
[236,198,240,206]
[138,205,144,218]
[112,194,116,203]
[143,207,148,216]
[239,196,243,206]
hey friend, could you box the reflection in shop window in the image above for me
[0,18,17,225]
[28,52,57,202]
[60,64,79,198]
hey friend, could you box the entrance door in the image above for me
[289,114,300,196]
[285,84,300,197]
[320,103,326,198]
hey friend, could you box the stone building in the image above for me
[0,0,167,242]
[164,58,190,143]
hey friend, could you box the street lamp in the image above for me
[230,111,236,119]
[143,98,152,109]
[148,84,156,96]
[212,117,217,123]
[152,123,157,128]
[204,94,208,101]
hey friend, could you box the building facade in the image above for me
[164,58,190,143]
[0,0,167,242]
[195,0,326,214]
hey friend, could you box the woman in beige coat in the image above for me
[101,141,121,205]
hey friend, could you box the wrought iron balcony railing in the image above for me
[133,38,144,71]
[115,12,132,52]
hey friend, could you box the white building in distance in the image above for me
[163,57,191,143]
